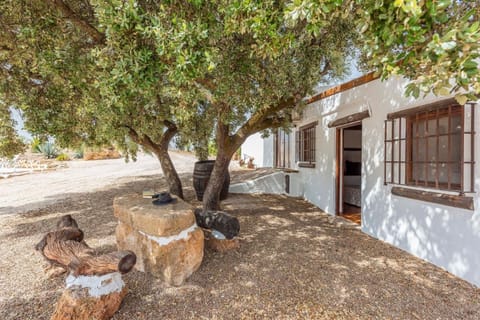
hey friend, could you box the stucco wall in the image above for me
[266,76,480,287]
[241,133,266,167]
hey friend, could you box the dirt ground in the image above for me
[0,163,479,319]
[0,152,196,215]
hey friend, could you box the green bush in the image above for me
[73,146,84,159]
[30,137,42,153]
[56,153,70,161]
[38,142,59,159]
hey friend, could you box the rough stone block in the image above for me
[114,195,204,286]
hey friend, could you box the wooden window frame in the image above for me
[405,105,463,191]
[384,100,476,210]
[296,121,317,168]
[274,129,291,169]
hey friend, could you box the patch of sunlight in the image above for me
[242,281,256,288]
[289,211,324,218]
[22,210,83,224]
[260,214,293,227]
[234,263,255,272]
[267,205,286,211]
[311,235,331,242]
[448,253,469,277]
[337,287,350,304]
[277,230,310,240]
[161,284,204,297]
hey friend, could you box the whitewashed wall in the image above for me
[241,133,266,167]
[269,76,480,287]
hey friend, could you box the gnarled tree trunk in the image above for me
[127,120,184,199]
[151,123,184,199]
[202,123,240,211]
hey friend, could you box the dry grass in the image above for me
[1,171,479,319]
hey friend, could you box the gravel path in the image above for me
[0,160,479,319]
[0,152,195,216]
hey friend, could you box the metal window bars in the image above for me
[296,122,317,166]
[384,101,476,194]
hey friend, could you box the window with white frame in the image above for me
[384,99,475,194]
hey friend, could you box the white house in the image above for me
[237,73,480,287]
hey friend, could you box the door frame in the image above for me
[335,121,362,215]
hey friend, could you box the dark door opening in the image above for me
[336,123,362,224]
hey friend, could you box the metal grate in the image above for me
[384,101,475,194]
[296,122,317,167]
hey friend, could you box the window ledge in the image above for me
[391,186,474,211]
[298,162,315,168]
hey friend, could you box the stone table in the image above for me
[113,194,204,286]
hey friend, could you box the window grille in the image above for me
[296,121,317,167]
[384,99,475,194]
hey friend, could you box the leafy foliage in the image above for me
[1,1,478,205]
[0,106,25,158]
[56,153,71,161]
[285,0,480,102]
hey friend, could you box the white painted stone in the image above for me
[138,223,198,246]
[65,272,125,298]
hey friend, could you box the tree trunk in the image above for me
[202,149,233,211]
[202,121,242,211]
[152,147,184,200]
[126,121,184,199]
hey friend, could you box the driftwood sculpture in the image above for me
[35,215,136,320]
[35,215,136,276]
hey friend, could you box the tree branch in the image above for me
[48,0,105,45]
[123,122,178,153]
[232,94,299,147]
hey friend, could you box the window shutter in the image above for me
[295,130,299,163]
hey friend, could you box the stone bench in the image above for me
[113,194,204,286]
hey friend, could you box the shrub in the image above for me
[30,137,42,153]
[56,153,70,161]
[38,142,59,159]
[73,147,84,159]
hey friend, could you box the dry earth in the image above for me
[0,155,479,319]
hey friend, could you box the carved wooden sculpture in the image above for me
[35,215,136,276]
[35,215,136,320]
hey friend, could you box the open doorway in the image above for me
[336,123,362,224]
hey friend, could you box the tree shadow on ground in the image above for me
[1,173,479,320]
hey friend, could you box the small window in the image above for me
[296,121,317,168]
[384,99,475,194]
[275,129,291,168]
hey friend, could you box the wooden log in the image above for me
[56,214,79,229]
[69,251,137,276]
[35,227,85,269]
[36,215,136,276]
[194,209,240,239]
[51,273,128,320]
[35,227,84,252]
